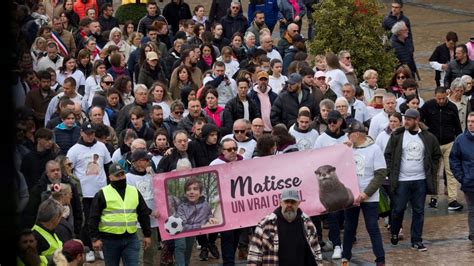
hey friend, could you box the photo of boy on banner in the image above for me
[164,171,224,235]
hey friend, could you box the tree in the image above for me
[308,0,398,87]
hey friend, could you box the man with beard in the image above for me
[444,44,474,88]
[385,109,441,251]
[248,189,322,265]
[149,105,169,133]
[246,11,268,46]
[248,72,277,133]
[17,229,48,265]
[25,70,57,126]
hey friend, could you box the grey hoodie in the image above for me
[176,196,213,231]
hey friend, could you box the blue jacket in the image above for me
[54,123,81,155]
[450,130,474,192]
[248,0,280,27]
[391,34,417,75]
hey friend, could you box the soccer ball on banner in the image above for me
[164,216,183,235]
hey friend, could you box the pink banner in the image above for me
[153,144,360,240]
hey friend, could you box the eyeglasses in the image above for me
[335,105,347,108]
[397,75,406,80]
[103,81,114,85]
[231,6,240,9]
[223,147,237,152]
[327,119,339,124]
[234,129,246,134]
[344,56,351,60]
[174,111,184,115]
[292,30,299,33]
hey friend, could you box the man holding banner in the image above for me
[247,189,322,265]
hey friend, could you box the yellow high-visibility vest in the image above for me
[31,225,63,257]
[99,185,139,234]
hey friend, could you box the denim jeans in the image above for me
[174,236,195,266]
[342,203,385,263]
[221,229,241,265]
[328,210,344,246]
[391,179,427,243]
[102,234,140,266]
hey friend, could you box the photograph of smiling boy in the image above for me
[166,172,223,232]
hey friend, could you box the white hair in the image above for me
[450,77,466,90]
[134,83,148,94]
[391,21,407,35]
[461,75,472,83]
[176,158,192,170]
[335,97,349,106]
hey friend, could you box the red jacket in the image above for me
[73,0,98,20]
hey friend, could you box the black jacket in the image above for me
[115,102,152,135]
[157,149,196,173]
[222,96,261,135]
[220,11,248,40]
[53,125,81,155]
[420,99,463,145]
[248,86,278,113]
[89,182,151,241]
[188,124,220,167]
[444,59,474,88]
[21,148,58,188]
[98,15,119,32]
[429,43,452,87]
[162,2,192,34]
[209,0,241,24]
[384,126,442,195]
[270,87,319,128]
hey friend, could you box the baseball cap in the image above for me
[327,110,343,121]
[109,163,125,176]
[373,88,387,98]
[404,109,420,119]
[347,120,366,133]
[131,149,152,162]
[146,51,158,61]
[81,122,95,133]
[62,240,89,258]
[314,71,326,79]
[281,189,300,201]
[287,73,302,85]
[257,71,269,80]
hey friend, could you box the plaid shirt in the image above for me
[247,209,323,265]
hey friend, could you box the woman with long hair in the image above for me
[84,59,107,106]
[149,81,173,119]
[325,52,349,97]
[113,75,134,106]
[62,0,79,26]
[387,65,413,98]
[230,32,246,62]
[128,32,143,53]
[56,55,85,90]
[104,27,132,61]
[197,43,216,72]
[76,49,92,77]
[203,88,224,128]
[169,65,198,100]
[60,11,78,34]
[122,20,135,41]
[192,5,209,30]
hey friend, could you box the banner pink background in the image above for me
[153,144,359,240]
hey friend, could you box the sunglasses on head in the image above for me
[234,129,246,134]
[223,147,237,152]
[327,119,339,124]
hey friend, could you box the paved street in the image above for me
[95,1,474,265]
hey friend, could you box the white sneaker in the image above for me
[85,251,95,262]
[98,250,104,260]
[332,246,342,259]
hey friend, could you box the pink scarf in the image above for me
[202,54,213,67]
[289,0,300,18]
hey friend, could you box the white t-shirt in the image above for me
[269,75,288,95]
[242,100,249,120]
[153,101,171,119]
[126,172,158,228]
[313,132,348,149]
[326,69,348,97]
[67,141,112,198]
[289,124,319,151]
[399,130,426,181]
[221,134,257,160]
[209,158,226,166]
[348,99,369,123]
[352,143,386,202]
[368,111,389,140]
[203,76,237,107]
[375,130,391,154]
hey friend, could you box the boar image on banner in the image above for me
[315,164,354,212]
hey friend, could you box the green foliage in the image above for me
[308,0,398,87]
[115,3,147,25]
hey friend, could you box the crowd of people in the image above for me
[12,0,474,265]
